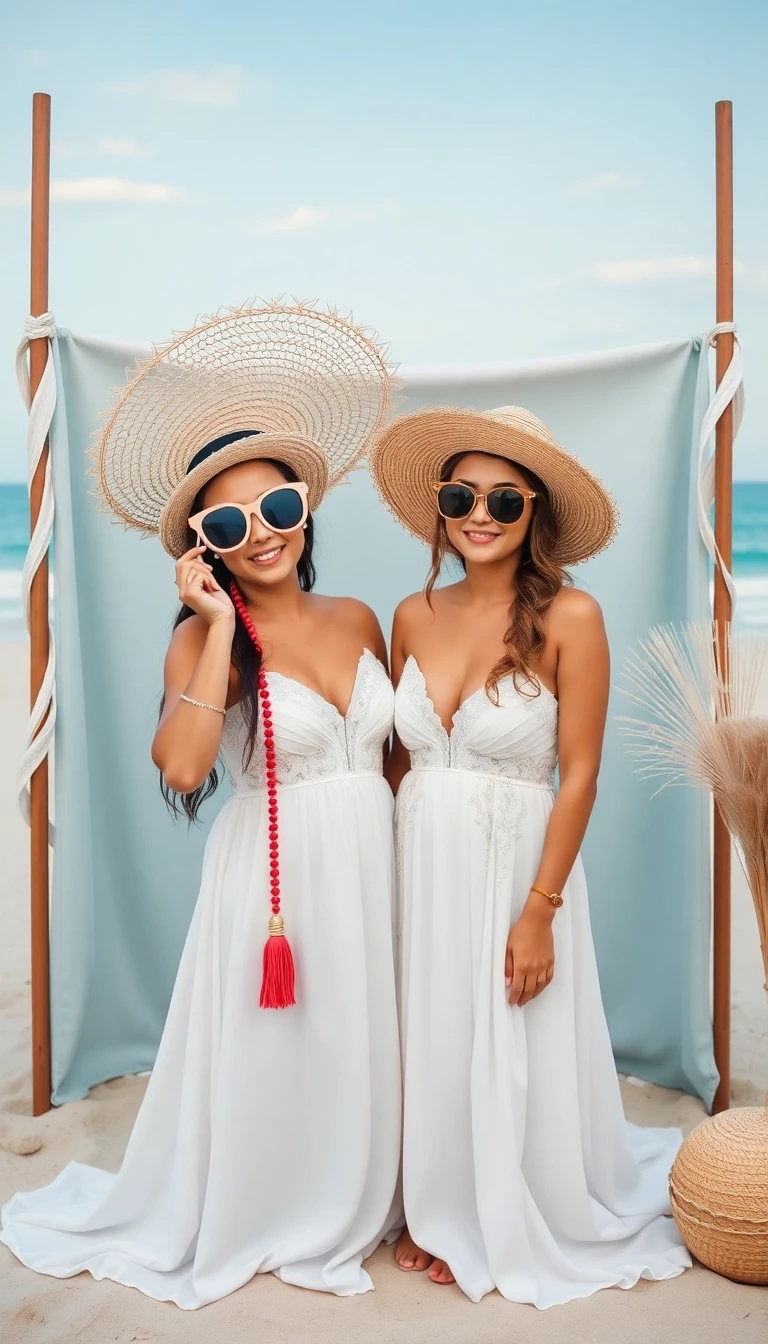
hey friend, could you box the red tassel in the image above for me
[230,579,298,1009]
[259,916,296,1009]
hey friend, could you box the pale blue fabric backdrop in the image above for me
[49,330,715,1106]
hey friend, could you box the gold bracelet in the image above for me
[179,693,226,716]
[531,885,564,909]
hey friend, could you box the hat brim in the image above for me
[369,407,619,566]
[91,301,395,540]
[158,433,330,558]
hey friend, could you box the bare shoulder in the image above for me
[311,594,386,659]
[315,594,380,635]
[549,585,605,634]
[547,588,607,673]
[393,590,432,632]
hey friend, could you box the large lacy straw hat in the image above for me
[370,405,619,565]
[90,301,395,557]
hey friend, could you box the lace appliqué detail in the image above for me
[221,652,393,792]
[452,682,558,788]
[345,650,389,776]
[221,709,266,789]
[394,770,428,887]
[467,777,525,877]
[398,658,449,771]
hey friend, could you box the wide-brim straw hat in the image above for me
[90,301,396,557]
[369,405,619,565]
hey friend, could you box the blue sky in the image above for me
[1,0,766,479]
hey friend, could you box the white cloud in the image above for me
[259,206,333,234]
[589,256,715,284]
[99,136,146,159]
[581,256,768,288]
[51,138,85,160]
[9,47,47,68]
[569,171,642,197]
[105,64,253,107]
[0,178,185,206]
[257,204,383,235]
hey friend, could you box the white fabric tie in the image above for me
[16,312,57,843]
[698,323,743,611]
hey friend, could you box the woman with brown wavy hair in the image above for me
[370,406,690,1308]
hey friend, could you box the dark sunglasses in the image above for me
[188,482,309,553]
[433,481,537,526]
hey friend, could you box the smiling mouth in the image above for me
[247,544,285,566]
[463,530,501,544]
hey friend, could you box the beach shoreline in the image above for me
[1,638,766,1343]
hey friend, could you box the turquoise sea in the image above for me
[1,482,767,641]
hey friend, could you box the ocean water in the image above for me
[1,482,767,641]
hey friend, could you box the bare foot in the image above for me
[394,1229,432,1272]
[428,1258,456,1285]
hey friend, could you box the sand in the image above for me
[1,638,766,1343]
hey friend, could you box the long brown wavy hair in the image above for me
[425,452,572,699]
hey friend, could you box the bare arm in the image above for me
[506,591,609,1006]
[384,599,413,796]
[151,547,237,795]
[530,591,608,901]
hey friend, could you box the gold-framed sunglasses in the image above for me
[188,482,309,553]
[433,481,537,526]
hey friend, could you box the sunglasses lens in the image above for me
[260,487,305,532]
[488,489,526,525]
[201,506,248,551]
[437,483,474,519]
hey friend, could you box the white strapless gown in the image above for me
[394,656,690,1308]
[1,651,402,1308]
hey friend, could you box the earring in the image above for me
[302,524,307,531]
[214,553,220,560]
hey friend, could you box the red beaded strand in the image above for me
[230,580,296,1008]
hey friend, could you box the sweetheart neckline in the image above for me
[229,648,384,723]
[402,654,556,741]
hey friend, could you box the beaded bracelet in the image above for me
[179,693,226,715]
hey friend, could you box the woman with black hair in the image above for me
[1,305,402,1307]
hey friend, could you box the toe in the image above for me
[395,1232,432,1273]
[428,1259,455,1285]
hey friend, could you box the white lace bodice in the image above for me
[221,649,394,793]
[395,656,557,788]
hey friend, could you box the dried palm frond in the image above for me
[619,623,768,989]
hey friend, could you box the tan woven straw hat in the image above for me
[369,404,619,565]
[91,301,395,557]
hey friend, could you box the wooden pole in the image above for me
[29,92,52,1116]
[712,100,734,1115]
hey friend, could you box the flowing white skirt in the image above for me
[396,769,691,1308]
[1,775,402,1308]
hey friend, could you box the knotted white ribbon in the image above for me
[16,312,57,842]
[698,323,743,611]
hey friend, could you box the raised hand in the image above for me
[174,547,235,626]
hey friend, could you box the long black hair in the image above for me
[160,459,316,823]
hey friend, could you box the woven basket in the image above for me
[669,1105,768,1284]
